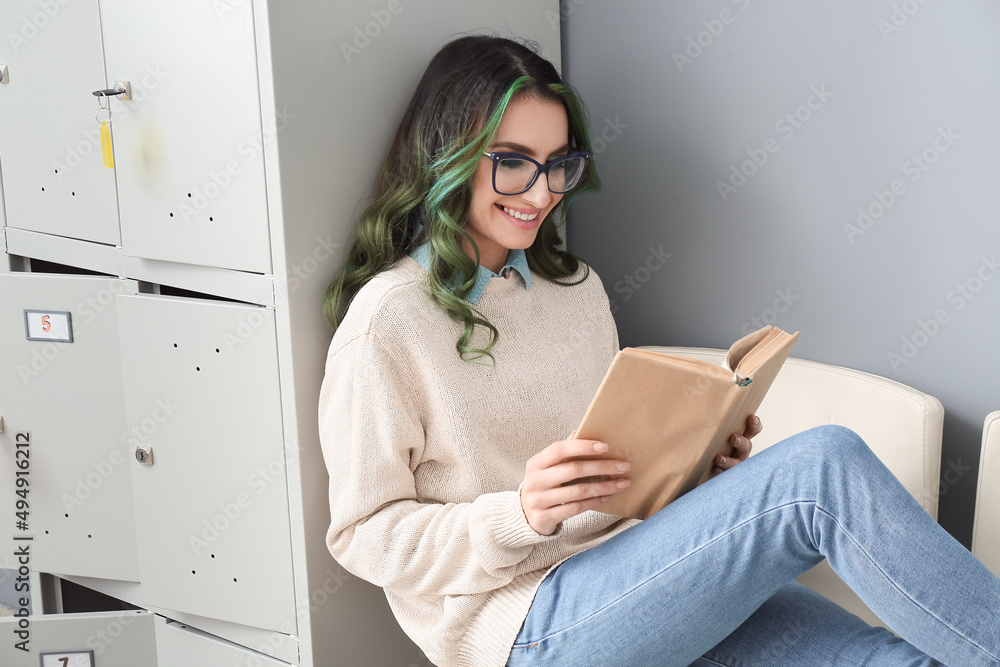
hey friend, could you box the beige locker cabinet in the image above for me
[0,610,156,667]
[0,274,141,582]
[0,0,121,246]
[117,293,295,633]
[0,0,561,664]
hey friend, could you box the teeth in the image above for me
[502,206,537,221]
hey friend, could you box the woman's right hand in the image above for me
[519,434,631,536]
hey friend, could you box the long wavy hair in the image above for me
[323,34,600,361]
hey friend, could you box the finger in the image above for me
[529,476,631,510]
[728,433,752,461]
[743,414,763,440]
[542,457,631,488]
[536,493,621,530]
[714,453,739,471]
[527,438,610,472]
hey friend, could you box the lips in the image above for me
[496,204,541,230]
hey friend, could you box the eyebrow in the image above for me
[490,141,571,160]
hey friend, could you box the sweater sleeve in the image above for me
[319,331,559,598]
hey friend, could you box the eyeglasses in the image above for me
[481,150,590,196]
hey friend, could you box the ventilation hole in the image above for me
[196,366,200,371]
[41,187,45,191]
[210,554,215,558]
[233,578,238,582]
[209,217,214,221]
[215,348,220,353]
[173,343,178,348]
[187,193,192,198]
[192,570,196,575]
[45,530,49,534]
[71,192,76,196]
[169,212,174,217]
[64,513,69,518]
[88,534,92,538]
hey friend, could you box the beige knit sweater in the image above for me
[318,256,639,667]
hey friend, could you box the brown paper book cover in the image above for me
[573,325,799,520]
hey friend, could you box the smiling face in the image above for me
[464,95,570,273]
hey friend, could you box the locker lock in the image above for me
[91,81,131,101]
[135,446,153,466]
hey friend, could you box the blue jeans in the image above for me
[506,426,1000,666]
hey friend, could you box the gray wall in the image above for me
[563,0,1000,546]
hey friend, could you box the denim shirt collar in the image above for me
[410,244,532,305]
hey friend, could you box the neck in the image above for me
[462,239,509,274]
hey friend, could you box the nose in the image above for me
[521,172,554,208]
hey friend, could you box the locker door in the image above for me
[117,294,295,633]
[155,616,293,667]
[0,610,156,667]
[100,0,272,274]
[0,274,140,582]
[0,0,121,245]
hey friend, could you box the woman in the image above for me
[318,34,999,667]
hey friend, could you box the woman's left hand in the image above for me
[711,414,762,477]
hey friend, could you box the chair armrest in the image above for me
[972,411,1000,575]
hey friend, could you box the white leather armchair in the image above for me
[972,411,1000,576]
[641,347,945,629]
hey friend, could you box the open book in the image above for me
[573,325,799,520]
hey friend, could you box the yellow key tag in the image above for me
[100,120,114,168]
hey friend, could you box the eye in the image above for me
[498,158,530,171]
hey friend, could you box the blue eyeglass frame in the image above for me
[481,150,591,195]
